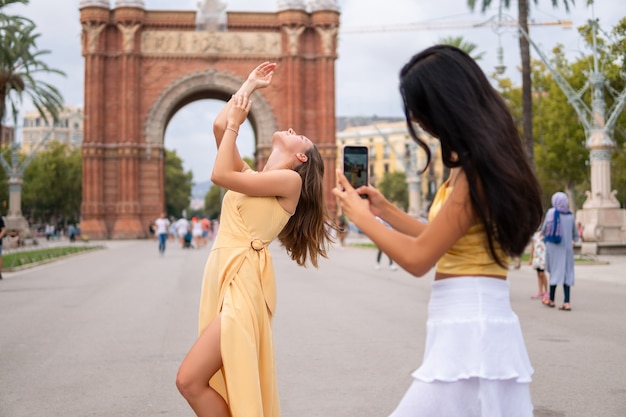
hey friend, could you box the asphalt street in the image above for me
[0,235,625,417]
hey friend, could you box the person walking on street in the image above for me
[176,217,190,247]
[333,45,543,417]
[176,61,333,417]
[541,192,578,310]
[154,212,170,255]
[0,215,5,279]
[375,217,397,270]
[528,228,548,299]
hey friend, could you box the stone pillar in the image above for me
[111,6,145,238]
[406,142,422,218]
[311,7,339,215]
[5,178,31,237]
[576,72,626,252]
[79,4,109,239]
[278,7,308,130]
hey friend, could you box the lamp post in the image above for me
[499,13,626,250]
[0,128,55,238]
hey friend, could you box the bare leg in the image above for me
[538,271,548,294]
[176,314,230,417]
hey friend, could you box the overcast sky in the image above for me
[10,0,626,183]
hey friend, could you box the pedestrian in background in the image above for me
[154,212,170,255]
[375,217,397,270]
[0,215,5,279]
[176,217,190,247]
[336,214,348,248]
[191,217,203,249]
[542,192,578,310]
[334,45,543,417]
[201,216,211,247]
[528,228,548,300]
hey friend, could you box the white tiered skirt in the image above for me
[389,277,534,417]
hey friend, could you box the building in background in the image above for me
[20,105,84,153]
[0,125,15,148]
[337,119,446,217]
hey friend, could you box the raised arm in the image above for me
[213,62,276,152]
[333,169,474,277]
[349,181,428,237]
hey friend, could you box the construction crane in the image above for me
[340,18,572,34]
[340,15,572,74]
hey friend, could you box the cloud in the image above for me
[12,0,626,181]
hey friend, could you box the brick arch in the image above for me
[144,69,277,150]
[79,4,339,239]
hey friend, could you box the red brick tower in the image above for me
[79,0,339,239]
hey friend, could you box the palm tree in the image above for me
[0,0,31,27]
[467,0,582,169]
[438,35,486,61]
[0,1,64,139]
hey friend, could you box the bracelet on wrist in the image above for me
[226,127,239,135]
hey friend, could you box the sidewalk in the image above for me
[0,236,624,417]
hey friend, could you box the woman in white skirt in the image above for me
[333,45,543,417]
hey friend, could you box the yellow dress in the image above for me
[198,175,291,417]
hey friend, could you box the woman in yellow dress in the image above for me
[176,62,332,417]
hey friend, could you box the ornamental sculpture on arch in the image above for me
[79,0,340,239]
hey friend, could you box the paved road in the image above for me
[0,236,625,417]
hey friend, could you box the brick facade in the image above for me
[79,5,339,239]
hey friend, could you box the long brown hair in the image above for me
[278,145,333,267]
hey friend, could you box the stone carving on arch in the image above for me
[144,68,277,148]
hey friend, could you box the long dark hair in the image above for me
[399,45,543,267]
[278,145,333,267]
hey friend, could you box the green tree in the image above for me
[532,53,589,207]
[495,19,626,209]
[0,0,31,27]
[0,2,64,137]
[22,142,81,223]
[204,184,224,219]
[0,146,9,209]
[378,171,408,211]
[438,36,485,61]
[608,21,626,207]
[164,148,193,218]
[467,0,586,169]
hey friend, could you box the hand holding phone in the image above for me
[342,146,369,198]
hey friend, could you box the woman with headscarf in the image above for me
[541,191,579,310]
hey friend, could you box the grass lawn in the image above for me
[4,245,105,270]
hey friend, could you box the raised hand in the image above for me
[227,93,252,129]
[247,61,276,90]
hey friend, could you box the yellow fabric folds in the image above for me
[198,183,291,417]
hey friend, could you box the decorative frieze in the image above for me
[140,31,281,56]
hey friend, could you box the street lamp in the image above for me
[497,13,626,250]
[0,127,55,238]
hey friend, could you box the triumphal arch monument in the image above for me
[78,0,339,239]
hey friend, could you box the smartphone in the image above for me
[342,145,369,196]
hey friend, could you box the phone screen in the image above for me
[343,146,369,190]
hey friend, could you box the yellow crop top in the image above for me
[428,178,508,276]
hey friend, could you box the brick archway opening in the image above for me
[145,69,277,162]
[79,4,339,239]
